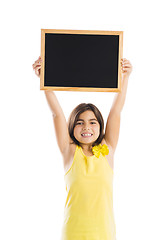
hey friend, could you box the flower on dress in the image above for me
[92,144,109,158]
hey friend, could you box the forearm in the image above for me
[44,90,64,117]
[111,76,129,114]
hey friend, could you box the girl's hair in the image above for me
[68,103,105,147]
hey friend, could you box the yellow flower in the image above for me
[92,144,109,158]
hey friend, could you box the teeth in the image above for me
[82,134,92,136]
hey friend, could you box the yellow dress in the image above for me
[61,144,116,240]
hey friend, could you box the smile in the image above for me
[81,133,93,137]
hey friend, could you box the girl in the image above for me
[32,56,132,240]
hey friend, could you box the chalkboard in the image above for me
[40,29,123,92]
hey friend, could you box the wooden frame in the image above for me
[40,29,123,92]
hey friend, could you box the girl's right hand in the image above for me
[32,56,42,77]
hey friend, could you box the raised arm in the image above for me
[104,58,132,153]
[44,91,70,154]
[32,56,70,155]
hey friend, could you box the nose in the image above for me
[82,124,90,130]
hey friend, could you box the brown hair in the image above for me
[68,103,105,147]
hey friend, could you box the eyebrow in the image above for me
[77,118,98,121]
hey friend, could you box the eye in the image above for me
[76,122,83,125]
[91,122,96,124]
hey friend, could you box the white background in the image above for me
[0,0,160,239]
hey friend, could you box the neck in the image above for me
[80,143,93,151]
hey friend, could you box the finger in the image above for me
[32,60,40,66]
[122,58,128,61]
[35,59,42,64]
[32,65,41,70]
[37,57,42,62]
[121,66,131,70]
[35,68,40,75]
[121,62,131,67]
[33,58,42,65]
[37,56,42,60]
[32,62,41,69]
[32,63,41,68]
[122,64,131,68]
[121,68,132,72]
[122,68,131,71]
[121,59,130,64]
[121,64,131,69]
[121,62,130,65]
[121,58,128,61]
[34,66,41,72]
[35,66,41,76]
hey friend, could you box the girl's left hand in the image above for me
[121,58,132,78]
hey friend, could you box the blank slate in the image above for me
[40,29,123,92]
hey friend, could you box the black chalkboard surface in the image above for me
[40,29,123,92]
